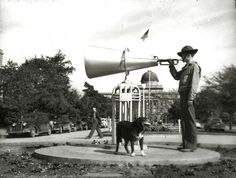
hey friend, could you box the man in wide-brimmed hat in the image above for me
[169,45,201,152]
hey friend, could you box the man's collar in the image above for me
[189,60,195,64]
[182,60,195,69]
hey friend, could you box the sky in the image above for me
[0,0,236,93]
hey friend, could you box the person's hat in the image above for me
[177,45,198,57]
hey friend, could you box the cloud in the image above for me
[193,10,235,27]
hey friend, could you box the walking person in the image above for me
[86,107,103,139]
[169,45,201,152]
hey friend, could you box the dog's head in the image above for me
[133,117,151,132]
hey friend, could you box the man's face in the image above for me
[181,53,192,63]
[93,107,96,112]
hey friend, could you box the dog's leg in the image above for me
[130,141,135,157]
[115,140,120,154]
[124,140,130,154]
[139,137,146,156]
[115,125,121,154]
[139,137,144,150]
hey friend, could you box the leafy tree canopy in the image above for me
[196,65,236,123]
[202,65,236,114]
[0,51,81,124]
[79,82,112,120]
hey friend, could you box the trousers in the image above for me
[179,91,197,149]
[88,118,103,138]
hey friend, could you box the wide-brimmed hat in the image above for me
[177,45,198,57]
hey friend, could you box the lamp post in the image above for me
[141,84,146,117]
[0,49,3,102]
[148,70,151,120]
[0,49,3,67]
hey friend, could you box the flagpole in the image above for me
[148,70,150,120]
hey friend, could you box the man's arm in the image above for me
[169,63,181,80]
[189,63,200,101]
[96,113,102,125]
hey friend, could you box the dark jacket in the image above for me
[169,60,201,100]
[93,111,101,125]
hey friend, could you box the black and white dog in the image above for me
[115,117,151,157]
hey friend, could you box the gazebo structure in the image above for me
[111,81,141,144]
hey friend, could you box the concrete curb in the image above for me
[33,145,221,166]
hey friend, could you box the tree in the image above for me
[204,65,236,114]
[25,52,75,115]
[79,82,112,121]
[197,65,236,127]
[195,88,221,123]
[167,99,181,124]
[0,51,80,124]
[0,60,19,124]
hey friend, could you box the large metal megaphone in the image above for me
[84,47,179,79]
[85,56,158,79]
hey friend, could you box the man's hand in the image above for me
[168,60,175,67]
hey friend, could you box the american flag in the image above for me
[141,29,149,41]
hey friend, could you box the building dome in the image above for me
[140,70,159,84]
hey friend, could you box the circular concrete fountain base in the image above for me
[34,144,220,166]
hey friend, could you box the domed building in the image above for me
[138,70,178,123]
[140,70,163,91]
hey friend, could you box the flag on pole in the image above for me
[141,29,149,41]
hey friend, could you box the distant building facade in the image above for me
[138,70,179,123]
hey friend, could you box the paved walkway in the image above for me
[1,128,236,148]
